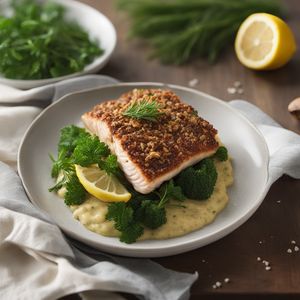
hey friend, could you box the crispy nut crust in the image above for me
[84,89,218,180]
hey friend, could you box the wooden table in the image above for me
[67,0,300,299]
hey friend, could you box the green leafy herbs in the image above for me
[72,135,110,167]
[64,173,87,206]
[98,154,121,177]
[176,158,218,200]
[106,179,186,243]
[50,125,229,244]
[214,146,229,161]
[49,125,113,206]
[58,125,90,156]
[117,0,283,64]
[123,98,163,122]
[106,202,144,244]
[0,0,103,79]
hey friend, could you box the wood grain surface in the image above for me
[63,0,300,299]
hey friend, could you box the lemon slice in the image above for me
[75,164,131,202]
[235,13,296,70]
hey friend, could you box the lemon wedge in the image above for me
[235,13,296,70]
[75,164,131,202]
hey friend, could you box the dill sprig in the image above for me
[117,0,283,64]
[123,98,163,122]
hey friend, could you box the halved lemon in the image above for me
[75,164,131,202]
[235,13,296,70]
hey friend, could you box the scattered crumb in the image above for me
[294,246,299,252]
[212,278,230,289]
[227,81,244,95]
[259,241,263,244]
[188,78,198,87]
[277,200,281,203]
[291,240,296,244]
[227,87,236,94]
[237,88,244,94]
[258,257,273,271]
[287,248,292,253]
[233,81,241,88]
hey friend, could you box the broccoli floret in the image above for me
[214,146,228,161]
[136,200,167,229]
[176,158,217,200]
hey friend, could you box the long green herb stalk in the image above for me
[117,0,283,64]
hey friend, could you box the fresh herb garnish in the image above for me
[64,173,87,206]
[123,98,163,122]
[72,135,110,167]
[98,154,121,177]
[106,202,144,244]
[0,0,103,79]
[49,126,113,206]
[106,179,185,243]
[118,0,283,64]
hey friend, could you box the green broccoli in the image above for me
[176,158,217,200]
[214,146,228,161]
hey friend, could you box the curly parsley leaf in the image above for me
[64,173,87,206]
[157,179,186,207]
[72,135,110,166]
[49,125,111,207]
[58,125,89,155]
[98,154,121,176]
[106,202,144,243]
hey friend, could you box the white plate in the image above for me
[18,83,269,257]
[0,0,116,89]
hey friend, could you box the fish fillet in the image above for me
[82,89,219,194]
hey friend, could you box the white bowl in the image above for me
[18,83,270,257]
[0,0,116,89]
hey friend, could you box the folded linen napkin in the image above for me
[0,77,197,300]
[0,77,299,300]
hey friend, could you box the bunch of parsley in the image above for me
[107,180,186,243]
[0,0,103,79]
[49,125,114,206]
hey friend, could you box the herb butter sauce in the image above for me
[69,159,233,240]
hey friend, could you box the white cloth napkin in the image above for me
[0,77,299,300]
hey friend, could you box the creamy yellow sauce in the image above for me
[68,159,233,240]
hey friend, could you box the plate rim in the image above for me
[18,82,270,257]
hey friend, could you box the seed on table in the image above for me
[227,87,236,94]
[233,81,242,87]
